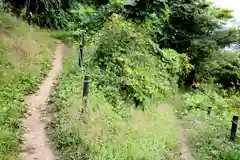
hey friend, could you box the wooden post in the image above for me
[79,44,83,67]
[79,31,86,67]
[230,115,238,141]
[26,0,32,26]
[81,31,86,46]
[78,31,87,115]
[207,107,212,115]
[81,76,90,113]
[26,12,33,26]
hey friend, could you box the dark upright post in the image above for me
[79,43,83,67]
[81,76,90,113]
[207,107,212,115]
[27,11,32,25]
[81,31,86,45]
[79,31,86,67]
[26,0,30,25]
[230,115,238,141]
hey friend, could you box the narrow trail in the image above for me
[177,125,194,160]
[158,103,194,160]
[21,41,63,160]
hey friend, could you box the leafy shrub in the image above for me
[198,51,240,89]
[67,4,108,32]
[176,83,233,118]
[85,14,191,108]
[226,91,240,113]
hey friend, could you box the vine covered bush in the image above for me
[86,14,191,108]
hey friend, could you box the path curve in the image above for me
[21,41,63,160]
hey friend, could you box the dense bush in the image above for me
[85,14,191,108]
[177,82,240,115]
[67,4,109,33]
[179,85,228,115]
[198,51,240,89]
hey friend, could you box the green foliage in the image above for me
[122,0,167,21]
[198,51,240,88]
[84,0,110,7]
[1,0,239,159]
[49,42,179,160]
[175,83,240,159]
[2,0,121,30]
[215,28,240,48]
[34,0,69,29]
[85,14,190,108]
[178,85,228,116]
[139,0,237,66]
[2,0,238,70]
[2,0,73,29]
[0,12,55,159]
[226,91,240,110]
[67,4,108,32]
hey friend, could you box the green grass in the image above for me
[49,43,180,160]
[174,89,240,160]
[180,110,240,160]
[0,12,56,160]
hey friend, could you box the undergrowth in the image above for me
[181,110,240,160]
[49,46,180,160]
[174,86,240,160]
[0,12,56,160]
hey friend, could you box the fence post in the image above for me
[79,31,86,67]
[81,30,86,46]
[27,12,32,26]
[79,43,83,67]
[81,76,90,114]
[230,115,238,141]
[207,107,212,115]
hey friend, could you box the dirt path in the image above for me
[177,125,194,160]
[160,103,194,160]
[21,41,63,160]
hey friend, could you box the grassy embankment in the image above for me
[0,12,56,160]
[49,41,181,160]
